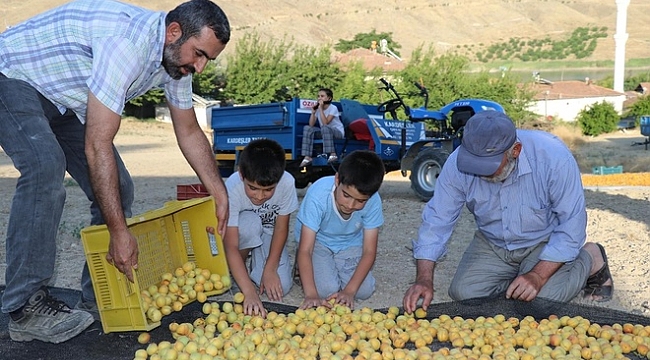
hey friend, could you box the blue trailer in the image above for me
[211,78,504,200]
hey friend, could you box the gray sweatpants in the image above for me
[238,211,293,295]
[448,231,592,302]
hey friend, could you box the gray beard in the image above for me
[481,157,517,183]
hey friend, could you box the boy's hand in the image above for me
[259,271,283,302]
[327,291,355,309]
[299,296,331,310]
[243,293,267,318]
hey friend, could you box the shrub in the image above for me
[577,101,619,136]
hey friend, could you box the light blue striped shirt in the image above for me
[0,0,193,123]
[414,129,587,264]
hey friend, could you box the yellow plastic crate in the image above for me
[81,196,230,333]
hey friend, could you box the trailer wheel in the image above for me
[410,148,449,201]
[217,160,236,178]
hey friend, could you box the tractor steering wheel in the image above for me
[377,98,403,114]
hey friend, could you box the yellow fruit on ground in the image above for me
[220,274,232,289]
[134,349,148,359]
[222,302,233,314]
[233,292,245,304]
[196,292,207,303]
[414,308,427,319]
[149,309,162,322]
[172,301,183,312]
[137,332,151,344]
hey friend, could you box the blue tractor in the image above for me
[211,78,505,201]
[353,78,505,200]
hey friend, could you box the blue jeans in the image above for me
[0,74,134,313]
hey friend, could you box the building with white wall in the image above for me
[527,80,626,122]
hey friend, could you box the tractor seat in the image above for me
[348,118,374,150]
[450,109,475,132]
[340,99,376,150]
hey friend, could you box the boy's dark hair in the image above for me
[166,0,231,44]
[238,139,286,186]
[337,150,385,196]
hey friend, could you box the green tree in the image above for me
[336,62,384,104]
[577,101,619,136]
[223,34,350,104]
[283,45,343,99]
[128,88,164,107]
[223,33,291,104]
[334,29,402,56]
[192,60,226,101]
[624,96,650,125]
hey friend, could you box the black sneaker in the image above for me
[8,287,94,343]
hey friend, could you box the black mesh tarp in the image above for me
[1,286,649,360]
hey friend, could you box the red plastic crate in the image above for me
[176,183,209,200]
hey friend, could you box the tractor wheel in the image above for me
[409,148,449,201]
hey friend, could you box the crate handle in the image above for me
[207,231,219,256]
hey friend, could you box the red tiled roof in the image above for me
[334,48,406,72]
[529,80,624,100]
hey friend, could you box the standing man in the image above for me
[403,111,613,314]
[0,0,230,343]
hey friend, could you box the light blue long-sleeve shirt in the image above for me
[413,129,587,264]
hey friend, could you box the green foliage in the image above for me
[128,88,164,107]
[282,44,343,99]
[598,71,650,94]
[336,62,384,104]
[193,61,227,101]
[223,33,292,104]
[577,101,619,136]
[391,46,533,126]
[223,34,346,104]
[624,96,650,124]
[334,29,402,57]
[474,26,607,63]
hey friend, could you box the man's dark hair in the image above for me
[166,0,230,44]
[337,150,385,196]
[238,139,286,186]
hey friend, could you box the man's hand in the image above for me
[327,291,355,309]
[259,270,283,302]
[403,280,434,314]
[403,259,435,314]
[506,272,544,301]
[506,260,560,301]
[106,228,139,282]
[299,296,331,310]
[213,192,229,237]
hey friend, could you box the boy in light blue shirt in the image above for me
[295,150,385,309]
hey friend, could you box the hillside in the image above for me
[3,0,650,69]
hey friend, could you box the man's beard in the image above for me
[162,40,195,80]
[481,155,517,183]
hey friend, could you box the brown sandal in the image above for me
[583,243,613,302]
